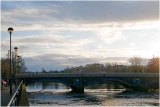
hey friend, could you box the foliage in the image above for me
[61,63,129,73]
[129,56,142,72]
[147,56,159,73]
[1,58,10,79]
[1,52,27,79]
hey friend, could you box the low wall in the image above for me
[19,84,29,106]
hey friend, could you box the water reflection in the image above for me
[26,82,159,106]
[85,81,125,90]
[27,82,71,92]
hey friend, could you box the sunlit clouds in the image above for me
[1,1,159,71]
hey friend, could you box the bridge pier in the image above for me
[132,87,148,92]
[71,86,84,92]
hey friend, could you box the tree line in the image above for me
[41,56,159,73]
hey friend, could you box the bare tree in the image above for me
[129,56,142,72]
[129,57,142,66]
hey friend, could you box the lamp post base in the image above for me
[9,79,12,95]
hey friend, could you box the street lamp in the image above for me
[8,27,14,95]
[14,47,18,86]
[14,47,18,65]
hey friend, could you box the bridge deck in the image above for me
[16,73,159,78]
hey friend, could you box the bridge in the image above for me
[16,73,159,92]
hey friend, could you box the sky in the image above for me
[1,1,159,72]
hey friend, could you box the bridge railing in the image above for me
[7,80,23,107]
[16,73,159,78]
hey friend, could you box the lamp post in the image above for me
[17,55,21,74]
[14,47,18,73]
[14,47,18,86]
[8,27,14,95]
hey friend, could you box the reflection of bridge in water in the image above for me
[16,73,159,92]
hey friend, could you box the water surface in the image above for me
[26,82,159,106]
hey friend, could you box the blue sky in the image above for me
[1,1,159,71]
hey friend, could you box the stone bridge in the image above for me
[16,73,159,92]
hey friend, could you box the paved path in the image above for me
[1,85,17,106]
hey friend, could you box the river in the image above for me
[26,82,159,106]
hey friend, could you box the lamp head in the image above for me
[17,55,21,59]
[14,47,18,51]
[8,27,14,34]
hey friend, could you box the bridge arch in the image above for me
[22,78,73,88]
[83,77,138,89]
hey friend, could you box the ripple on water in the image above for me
[27,83,159,106]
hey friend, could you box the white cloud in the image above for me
[130,43,135,46]
[95,29,125,44]
[1,1,159,31]
[2,34,91,46]
[1,32,93,58]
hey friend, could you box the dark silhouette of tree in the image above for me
[129,56,142,72]
[41,67,47,73]
[16,56,27,73]
[148,56,159,73]
[1,52,27,81]
[1,58,10,79]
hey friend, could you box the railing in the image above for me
[16,73,159,78]
[7,80,23,107]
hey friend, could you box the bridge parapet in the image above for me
[16,73,159,78]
